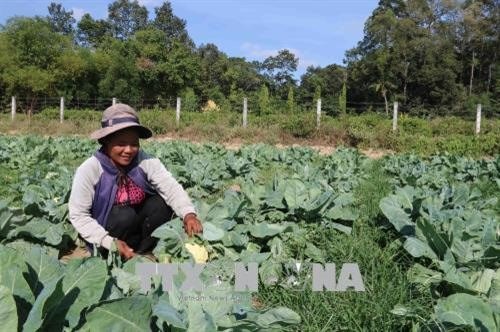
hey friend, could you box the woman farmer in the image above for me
[68,103,202,260]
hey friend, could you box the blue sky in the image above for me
[0,0,378,76]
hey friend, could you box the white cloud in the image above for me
[298,58,318,70]
[138,0,163,6]
[241,42,278,59]
[71,7,86,21]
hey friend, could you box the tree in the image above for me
[131,27,170,100]
[298,66,322,106]
[401,0,464,109]
[480,0,499,102]
[345,0,466,114]
[47,2,76,36]
[57,48,102,101]
[298,64,345,114]
[77,14,111,47]
[313,84,321,104]
[287,85,296,112]
[107,0,148,40]
[257,84,270,115]
[339,82,347,115]
[0,17,72,111]
[153,1,193,48]
[197,43,228,102]
[53,49,89,100]
[97,39,141,103]
[453,0,499,102]
[346,0,411,110]
[0,33,11,100]
[360,4,398,115]
[223,57,262,96]
[155,40,200,98]
[261,49,298,97]
[181,87,198,112]
[461,0,484,96]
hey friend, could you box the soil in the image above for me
[154,135,393,158]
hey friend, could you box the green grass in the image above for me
[256,160,433,331]
[354,159,392,225]
[257,224,433,331]
[0,165,18,199]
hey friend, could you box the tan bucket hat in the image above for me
[90,103,153,140]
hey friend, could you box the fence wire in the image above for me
[1,96,498,119]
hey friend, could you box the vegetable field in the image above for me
[0,135,498,331]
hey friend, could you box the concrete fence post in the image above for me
[316,98,321,129]
[60,97,64,123]
[176,97,181,126]
[392,101,398,132]
[243,98,248,128]
[11,96,16,121]
[475,104,481,135]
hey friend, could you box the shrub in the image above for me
[38,108,101,122]
[398,116,431,136]
[38,107,60,120]
[430,116,474,135]
[280,113,316,138]
[437,133,500,157]
[258,85,271,115]
[140,108,170,135]
[181,88,199,113]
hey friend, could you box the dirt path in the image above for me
[3,131,392,159]
[153,135,392,159]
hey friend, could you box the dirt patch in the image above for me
[228,184,241,192]
[307,145,336,156]
[361,148,393,159]
[153,135,390,158]
[59,246,91,263]
[222,138,244,151]
[252,296,265,310]
[224,144,241,151]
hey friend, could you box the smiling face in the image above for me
[103,128,140,167]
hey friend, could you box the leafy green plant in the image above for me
[140,107,171,135]
[181,88,199,113]
[0,135,498,330]
[380,181,499,331]
[286,85,295,113]
[280,113,316,138]
[258,84,271,116]
[338,82,346,115]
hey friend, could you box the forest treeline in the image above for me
[0,0,498,115]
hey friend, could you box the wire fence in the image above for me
[0,96,180,114]
[1,95,499,120]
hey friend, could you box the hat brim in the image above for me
[90,123,153,140]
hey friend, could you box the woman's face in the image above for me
[104,128,140,167]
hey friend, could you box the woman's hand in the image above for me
[183,213,203,237]
[115,239,135,260]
